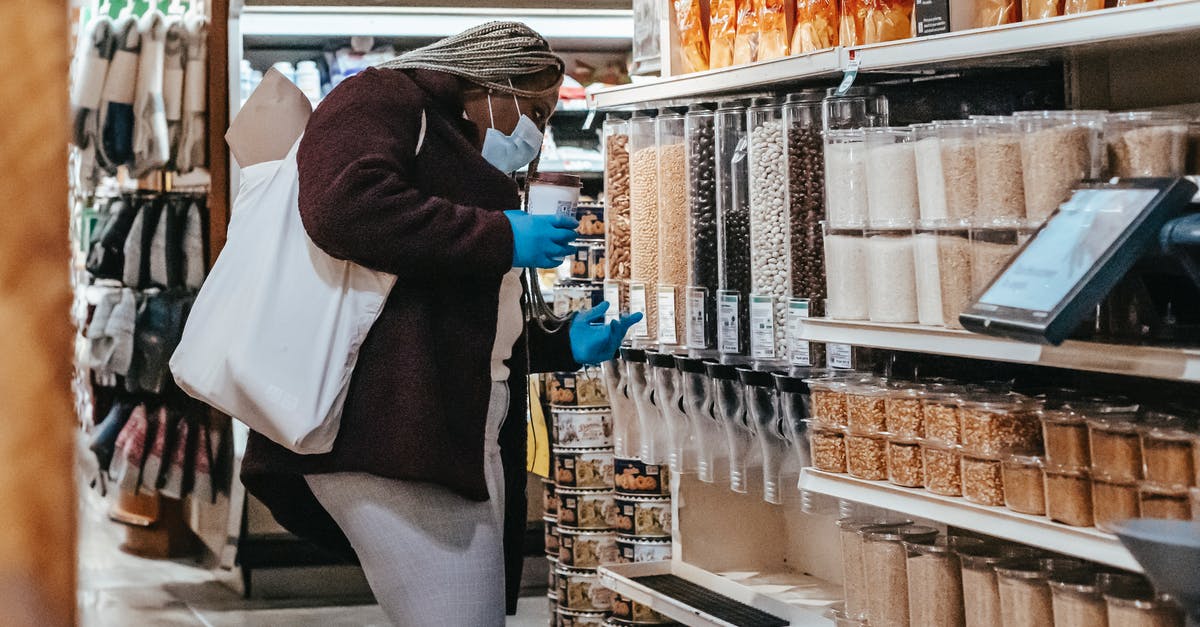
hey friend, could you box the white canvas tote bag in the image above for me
[170,136,398,454]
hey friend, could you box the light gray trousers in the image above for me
[306,383,509,627]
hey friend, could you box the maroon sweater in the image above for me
[240,67,577,611]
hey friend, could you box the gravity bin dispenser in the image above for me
[962,178,1200,346]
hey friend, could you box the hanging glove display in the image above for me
[569,302,643,366]
[504,210,578,269]
[177,14,208,173]
[131,10,169,177]
[70,16,116,191]
[163,16,187,169]
[98,14,140,171]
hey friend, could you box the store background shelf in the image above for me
[799,469,1142,572]
[599,561,837,627]
[796,318,1200,383]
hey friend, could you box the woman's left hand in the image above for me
[569,302,643,366]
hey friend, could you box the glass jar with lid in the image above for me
[684,104,719,357]
[715,101,751,362]
[822,85,888,132]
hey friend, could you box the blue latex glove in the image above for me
[504,210,579,269]
[570,302,644,366]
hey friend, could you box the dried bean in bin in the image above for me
[785,93,827,314]
[715,102,751,355]
[685,106,719,351]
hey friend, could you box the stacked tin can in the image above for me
[552,204,608,318]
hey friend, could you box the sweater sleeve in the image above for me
[295,69,513,281]
[526,314,580,374]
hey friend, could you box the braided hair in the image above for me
[377,21,564,98]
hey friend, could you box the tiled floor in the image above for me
[77,486,551,626]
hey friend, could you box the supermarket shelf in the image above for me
[588,49,843,110]
[796,318,1200,383]
[589,0,1200,108]
[599,561,838,627]
[799,469,1142,572]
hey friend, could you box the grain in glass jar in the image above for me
[887,437,924,488]
[1045,467,1094,527]
[847,432,888,481]
[838,518,911,619]
[973,116,1026,222]
[884,385,924,438]
[1049,570,1107,627]
[809,421,848,473]
[904,535,985,627]
[824,223,870,321]
[958,544,1042,627]
[864,127,920,225]
[1090,417,1144,483]
[1093,478,1141,532]
[846,381,888,433]
[922,391,962,444]
[959,395,1042,458]
[1139,483,1191,521]
[866,225,919,324]
[923,440,963,496]
[934,120,978,221]
[1017,111,1103,225]
[962,453,1005,506]
[1002,455,1046,516]
[807,377,850,428]
[603,116,632,285]
[1139,413,1196,489]
[1041,409,1091,470]
[996,558,1086,627]
[862,525,939,627]
[1104,112,1189,178]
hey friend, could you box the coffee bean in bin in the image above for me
[687,108,720,348]
[788,124,828,316]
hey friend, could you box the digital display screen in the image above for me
[978,189,1159,313]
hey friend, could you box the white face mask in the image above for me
[480,88,544,174]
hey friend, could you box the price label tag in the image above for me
[836,58,861,96]
[788,299,812,367]
[603,281,621,324]
[718,291,741,354]
[658,286,678,345]
[686,288,708,350]
[827,343,854,369]
[750,295,776,360]
[629,282,648,338]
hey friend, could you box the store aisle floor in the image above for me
[77,483,551,626]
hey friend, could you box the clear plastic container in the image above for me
[912,123,949,222]
[740,367,789,504]
[748,98,789,365]
[823,223,869,320]
[1139,482,1192,520]
[862,525,939,626]
[824,607,869,627]
[785,93,829,315]
[1139,412,1196,489]
[904,535,986,627]
[1090,416,1144,483]
[974,116,1026,223]
[1093,477,1141,532]
[1041,409,1091,470]
[1104,581,1187,627]
[962,452,1006,506]
[1018,111,1103,224]
[866,225,919,323]
[969,223,1029,298]
[707,360,757,492]
[714,102,752,360]
[678,356,722,483]
[628,111,659,342]
[923,391,963,444]
[776,370,825,473]
[1049,570,1107,627]
[958,394,1043,458]
[622,348,662,463]
[809,421,847,473]
[603,115,632,286]
[807,377,851,428]
[1002,454,1047,515]
[1045,467,1094,526]
[959,545,1043,627]
[847,432,888,480]
[887,437,924,487]
[884,385,925,438]
[685,105,719,356]
[604,355,639,459]
[1192,486,1200,521]
[846,381,889,433]
[822,86,889,132]
[932,224,973,329]
[1105,112,1189,178]
[864,127,920,225]
[996,558,1082,627]
[824,129,870,226]
[650,351,691,473]
[912,226,944,326]
[935,120,979,221]
[839,518,912,619]
[657,110,688,351]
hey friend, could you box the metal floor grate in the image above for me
[632,574,790,627]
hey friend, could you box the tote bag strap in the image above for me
[414,109,426,157]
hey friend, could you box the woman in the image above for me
[240,23,640,626]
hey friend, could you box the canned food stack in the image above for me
[806,376,1200,530]
[833,522,1185,627]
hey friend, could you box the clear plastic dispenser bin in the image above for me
[740,367,789,505]
[603,356,640,459]
[620,347,660,464]
[628,111,659,345]
[822,85,889,132]
[649,351,692,473]
[656,109,688,352]
[677,355,723,483]
[706,360,756,493]
[714,101,751,362]
[685,105,719,358]
[776,369,827,473]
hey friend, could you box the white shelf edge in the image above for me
[589,0,1200,108]
[799,469,1142,573]
[598,561,836,627]
[797,318,1200,383]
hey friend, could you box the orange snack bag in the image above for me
[977,0,1020,27]
[732,0,761,65]
[841,0,913,46]
[758,0,791,60]
[675,0,710,73]
[709,0,741,69]
[792,0,839,53]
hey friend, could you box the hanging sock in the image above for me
[163,16,188,170]
[131,11,170,177]
[177,15,208,174]
[183,197,206,289]
[98,15,141,172]
[70,16,116,191]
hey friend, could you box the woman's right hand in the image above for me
[504,210,579,268]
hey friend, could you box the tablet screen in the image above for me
[978,188,1159,313]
